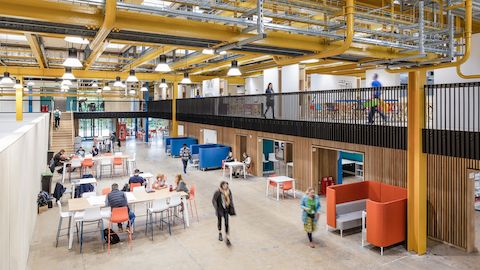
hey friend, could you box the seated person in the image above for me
[235,152,251,177]
[175,174,189,199]
[91,145,99,157]
[105,183,135,231]
[152,173,167,190]
[53,149,69,174]
[224,151,234,163]
[129,169,145,186]
[76,147,86,157]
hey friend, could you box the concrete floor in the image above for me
[27,137,480,270]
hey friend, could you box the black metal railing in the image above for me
[177,86,408,126]
[149,99,173,119]
[424,82,480,160]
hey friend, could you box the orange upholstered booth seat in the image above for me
[326,181,407,249]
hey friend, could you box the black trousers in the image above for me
[217,212,229,234]
[54,117,60,127]
[182,159,188,173]
[264,104,275,118]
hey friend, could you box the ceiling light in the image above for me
[113,76,123,87]
[23,87,29,92]
[140,84,148,92]
[61,79,72,86]
[218,51,227,55]
[300,59,320,64]
[227,60,242,76]
[14,80,22,89]
[92,81,98,88]
[96,88,102,94]
[0,72,14,85]
[129,89,136,95]
[103,84,111,91]
[155,54,171,72]
[202,48,215,55]
[27,81,35,86]
[126,70,138,82]
[62,48,83,68]
[180,73,192,84]
[62,67,75,80]
[64,36,89,44]
[159,78,168,88]
[61,85,69,91]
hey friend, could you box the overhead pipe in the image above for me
[273,0,354,66]
[387,0,472,73]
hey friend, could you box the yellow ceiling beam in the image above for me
[169,54,219,71]
[120,45,176,71]
[0,66,244,84]
[84,0,116,70]
[24,33,46,68]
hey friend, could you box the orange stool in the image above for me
[188,184,199,222]
[130,183,141,192]
[81,158,94,175]
[113,157,125,176]
[102,187,112,195]
[281,181,293,198]
[108,207,132,253]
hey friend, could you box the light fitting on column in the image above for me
[126,70,138,82]
[62,48,83,68]
[180,73,192,84]
[227,60,242,76]
[155,54,171,72]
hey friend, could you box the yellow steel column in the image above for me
[15,76,23,121]
[171,80,178,137]
[407,70,427,255]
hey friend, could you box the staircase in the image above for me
[50,112,75,154]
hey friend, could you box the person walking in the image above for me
[367,73,387,124]
[53,108,62,128]
[110,132,116,152]
[179,143,191,174]
[212,181,236,246]
[263,83,275,119]
[300,187,320,248]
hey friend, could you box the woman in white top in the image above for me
[235,152,251,177]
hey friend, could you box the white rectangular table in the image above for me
[223,161,246,181]
[266,176,296,201]
[70,177,97,197]
[66,189,189,249]
[62,154,130,183]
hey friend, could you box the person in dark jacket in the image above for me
[129,169,145,186]
[263,82,275,119]
[91,145,99,156]
[105,183,135,231]
[212,181,236,246]
[53,149,69,174]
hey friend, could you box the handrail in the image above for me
[273,0,354,66]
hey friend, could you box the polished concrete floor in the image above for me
[28,137,480,270]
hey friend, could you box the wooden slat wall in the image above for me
[426,154,480,251]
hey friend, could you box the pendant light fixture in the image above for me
[227,60,242,76]
[126,70,138,82]
[159,78,168,88]
[62,67,76,80]
[140,84,148,92]
[92,81,98,88]
[202,48,215,55]
[113,76,123,87]
[27,81,35,86]
[62,48,83,68]
[181,72,192,84]
[61,85,69,91]
[96,88,102,94]
[14,79,22,89]
[155,54,171,72]
[0,72,14,85]
[61,79,73,86]
[103,83,111,91]
[129,89,136,95]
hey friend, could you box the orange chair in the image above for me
[102,187,112,195]
[81,158,94,175]
[130,183,141,192]
[108,207,132,254]
[281,181,293,198]
[112,157,125,176]
[188,184,199,222]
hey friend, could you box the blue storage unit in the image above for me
[191,144,231,170]
[164,136,187,153]
[170,137,198,157]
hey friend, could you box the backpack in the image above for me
[37,191,51,207]
[103,228,120,244]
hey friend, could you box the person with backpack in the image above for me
[53,108,62,128]
[105,183,135,232]
[179,143,191,174]
[212,181,236,246]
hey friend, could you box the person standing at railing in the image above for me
[367,74,387,124]
[263,82,275,119]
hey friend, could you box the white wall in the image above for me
[263,67,279,92]
[0,113,49,270]
[245,76,263,95]
[365,68,400,87]
[0,97,41,113]
[281,64,300,93]
[310,74,358,90]
[202,78,221,97]
[433,34,480,83]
